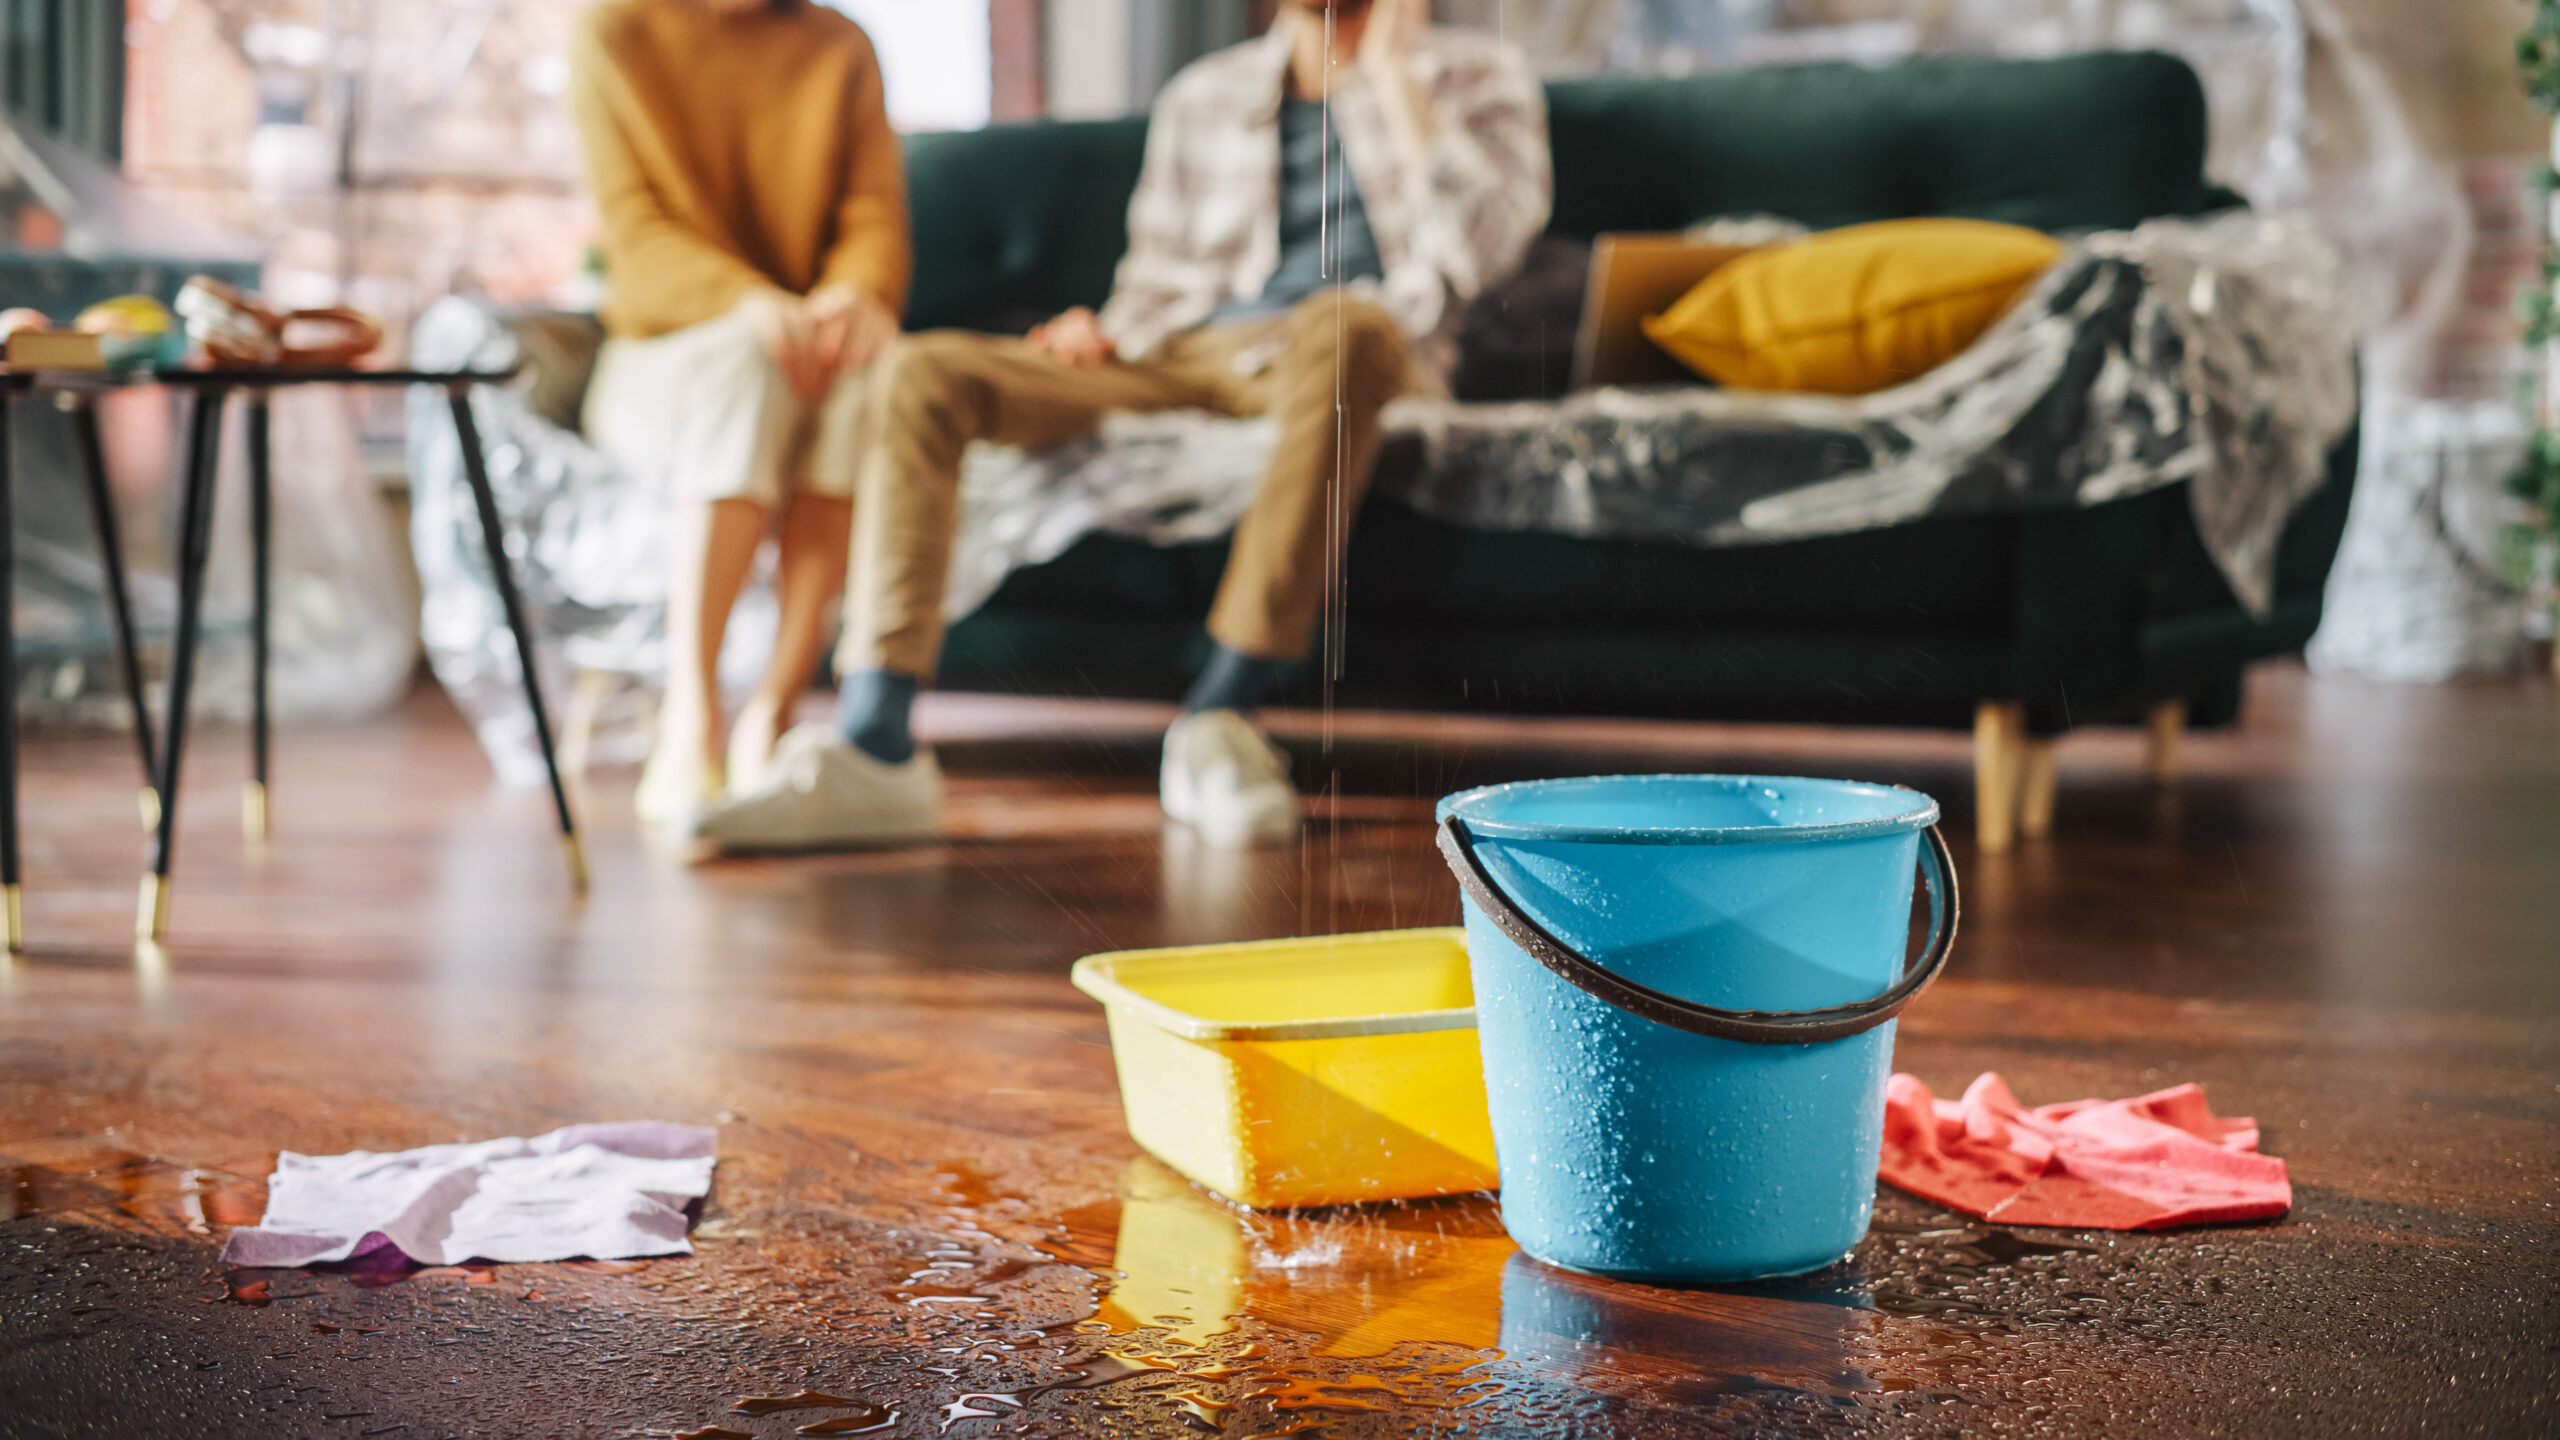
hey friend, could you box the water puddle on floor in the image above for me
[135,1137,2163,1437]
[939,1351,1183,1429]
[949,1156,1870,1429]
[721,1391,897,1435]
[790,1413,896,1436]
[928,1155,2176,1429]
[0,1139,266,1235]
[1167,1387,1234,1432]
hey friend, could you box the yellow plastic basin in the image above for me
[1071,928,1498,1209]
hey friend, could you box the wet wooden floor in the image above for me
[3,663,2554,1438]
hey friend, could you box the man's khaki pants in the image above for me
[840,291,1413,678]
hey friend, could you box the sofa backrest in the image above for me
[903,118,1148,334]
[901,49,2209,331]
[1544,51,2207,237]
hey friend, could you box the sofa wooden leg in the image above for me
[2019,736,2058,840]
[1974,701,2025,855]
[2146,699,2187,785]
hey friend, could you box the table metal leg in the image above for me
[65,394,161,830]
[244,391,271,844]
[2,391,21,952]
[141,387,227,941]
[444,386,585,891]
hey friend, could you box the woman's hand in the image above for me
[752,285,897,402]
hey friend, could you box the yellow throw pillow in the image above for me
[1642,218,2062,395]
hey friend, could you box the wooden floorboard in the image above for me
[1,663,2554,1437]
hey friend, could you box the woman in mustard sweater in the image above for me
[568,0,908,828]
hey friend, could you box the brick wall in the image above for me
[2438,156,2547,405]
[124,0,595,444]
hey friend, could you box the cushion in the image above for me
[1449,235,1592,402]
[501,310,607,433]
[1640,217,2061,394]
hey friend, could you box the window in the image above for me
[823,0,991,132]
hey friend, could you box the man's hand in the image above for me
[1026,306,1117,367]
[1355,0,1421,77]
[1355,0,1436,156]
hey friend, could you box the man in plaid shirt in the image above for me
[702,0,1550,854]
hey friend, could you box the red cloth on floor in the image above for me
[1879,1072,2291,1230]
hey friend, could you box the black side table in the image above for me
[1,366,585,951]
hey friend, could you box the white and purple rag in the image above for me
[220,1122,718,1269]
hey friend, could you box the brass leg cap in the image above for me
[136,875,172,942]
[243,781,270,845]
[562,832,590,894]
[4,884,22,952]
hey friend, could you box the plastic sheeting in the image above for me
[1810,0,2484,679]
[411,301,657,784]
[410,210,2353,779]
[2306,403,2533,682]
[979,210,2357,618]
[408,300,787,782]
[1468,1,2464,407]
[2,106,402,731]
[15,387,416,731]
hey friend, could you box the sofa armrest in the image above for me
[502,310,608,435]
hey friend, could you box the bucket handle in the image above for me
[1436,817,1959,1046]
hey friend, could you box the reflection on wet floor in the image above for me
[0,1121,2536,1437]
[6,673,2549,1436]
[1065,1157,1514,1352]
[0,1138,267,1235]
[0,1133,2164,1434]
[1046,1151,2249,1433]
[729,1389,884,1416]
[941,1350,1186,1427]
[1052,1155,1870,1410]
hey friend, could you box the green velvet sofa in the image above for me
[897,50,2356,847]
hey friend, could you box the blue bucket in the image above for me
[1435,774,1956,1283]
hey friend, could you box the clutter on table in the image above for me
[75,293,188,370]
[0,279,386,373]
[2,293,188,371]
[174,274,383,369]
[1,301,110,370]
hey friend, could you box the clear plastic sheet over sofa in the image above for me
[407,212,2356,781]
[968,211,2358,618]
[16,387,415,733]
[409,303,669,785]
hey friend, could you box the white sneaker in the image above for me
[693,723,942,853]
[1161,709,1299,847]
